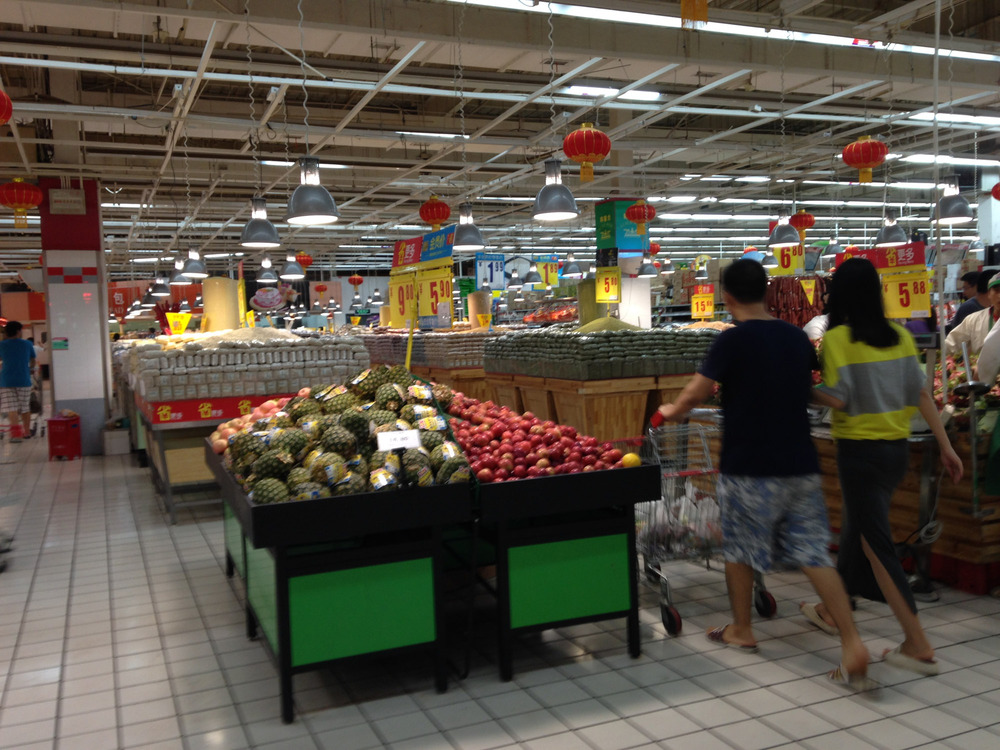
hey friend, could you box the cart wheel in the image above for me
[661,603,682,635]
[644,560,661,584]
[754,588,777,618]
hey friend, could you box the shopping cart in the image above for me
[633,409,776,635]
[28,373,44,438]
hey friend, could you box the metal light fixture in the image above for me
[767,217,801,248]
[140,288,156,307]
[169,260,191,285]
[637,255,658,278]
[823,241,843,257]
[514,289,525,303]
[694,262,709,280]
[762,250,779,268]
[659,257,673,274]
[544,284,555,299]
[562,253,583,279]
[371,288,384,306]
[181,248,208,279]
[874,215,909,247]
[257,256,279,285]
[532,159,579,222]
[279,253,306,280]
[240,196,281,248]
[507,268,523,290]
[151,277,171,297]
[523,262,543,285]
[933,192,974,225]
[350,291,362,310]
[453,202,485,251]
[179,300,191,313]
[285,158,340,225]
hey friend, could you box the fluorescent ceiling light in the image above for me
[701,175,733,182]
[908,113,1000,128]
[666,196,698,203]
[900,153,1000,167]
[100,202,150,209]
[204,252,244,259]
[260,160,349,169]
[564,85,660,101]
[735,176,770,183]
[396,130,469,140]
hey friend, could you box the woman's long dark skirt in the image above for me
[835,438,917,614]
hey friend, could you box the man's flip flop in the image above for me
[800,602,839,636]
[828,663,879,692]
[883,645,939,676]
[706,625,759,654]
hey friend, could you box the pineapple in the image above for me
[320,425,358,458]
[431,383,454,408]
[338,410,371,444]
[312,453,348,486]
[270,428,311,461]
[369,409,397,427]
[429,441,462,470]
[374,383,405,412]
[437,455,471,484]
[387,364,414,389]
[252,449,296,480]
[286,466,313,490]
[324,389,361,414]
[334,471,369,496]
[420,430,445,452]
[250,477,290,504]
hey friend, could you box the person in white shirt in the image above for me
[944,273,1000,358]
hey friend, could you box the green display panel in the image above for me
[288,558,435,667]
[508,534,630,628]
[224,504,246,580]
[595,199,645,251]
[246,545,279,654]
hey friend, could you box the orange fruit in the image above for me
[621,452,641,468]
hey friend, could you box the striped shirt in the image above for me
[817,322,924,441]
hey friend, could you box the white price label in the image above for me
[475,252,506,291]
[376,429,421,451]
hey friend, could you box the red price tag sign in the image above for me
[595,267,621,303]
[691,285,715,319]
[769,244,805,276]
[882,271,931,319]
[417,267,452,317]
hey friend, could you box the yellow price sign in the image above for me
[799,278,816,306]
[416,267,452,317]
[245,310,255,328]
[538,261,559,287]
[350,316,361,326]
[477,313,492,328]
[165,312,192,334]
[882,271,931,319]
[691,284,715,319]
[769,244,806,276]
[388,273,416,328]
[595,267,621,303]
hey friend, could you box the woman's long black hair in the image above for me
[827,257,900,348]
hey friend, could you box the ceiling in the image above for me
[0,0,998,280]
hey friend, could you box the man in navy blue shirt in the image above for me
[0,320,36,442]
[657,259,871,687]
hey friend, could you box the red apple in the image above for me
[476,468,494,483]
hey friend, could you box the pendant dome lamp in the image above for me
[140,288,157,308]
[181,248,208,279]
[453,202,486,251]
[532,159,579,222]
[169,259,191,285]
[659,256,673,274]
[522,262,543,285]
[285,158,340,225]
[514,289,525,303]
[507,268,523,290]
[257,255,279,285]
[350,291,362,310]
[179,300,192,313]
[240,196,281,248]
[637,255,659,278]
[874,214,908,247]
[371,288,384,306]
[761,250,779,268]
[767,216,801,248]
[151,277,171,297]
[933,191,974,225]
[279,253,306,281]
[562,253,583,279]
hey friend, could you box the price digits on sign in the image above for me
[778,244,804,269]
[429,277,452,311]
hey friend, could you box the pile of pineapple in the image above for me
[224,364,471,504]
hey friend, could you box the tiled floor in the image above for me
[1,434,1000,750]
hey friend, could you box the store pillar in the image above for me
[979,169,999,247]
[38,177,111,456]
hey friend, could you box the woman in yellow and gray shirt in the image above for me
[811,258,962,677]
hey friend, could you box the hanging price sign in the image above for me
[882,271,931,319]
[165,312,192,334]
[799,278,816,306]
[691,284,715,319]
[416,266,453,317]
[595,267,621,303]
[388,272,416,328]
[532,254,559,288]
[475,252,506,291]
[769,244,806,276]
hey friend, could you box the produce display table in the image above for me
[485,372,523,413]
[206,443,473,723]
[478,465,661,680]
[135,392,291,523]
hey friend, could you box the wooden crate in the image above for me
[429,367,490,402]
[648,374,696,423]
[512,375,557,422]
[485,372,523,412]
[546,377,657,443]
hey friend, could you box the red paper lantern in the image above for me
[295,251,313,268]
[743,246,758,254]
[649,243,661,255]
[842,135,888,184]
[788,209,815,243]
[624,199,656,235]
[0,90,12,127]
[348,274,363,289]
[315,284,327,293]
[992,183,1000,202]
[562,122,612,183]
[418,195,451,230]
[0,178,43,229]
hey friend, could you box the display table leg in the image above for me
[432,526,448,694]
[225,551,235,578]
[626,507,641,658]
[495,522,513,682]
[153,429,178,525]
[275,548,295,724]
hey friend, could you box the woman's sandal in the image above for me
[828,663,879,692]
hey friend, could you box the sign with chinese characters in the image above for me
[475,252,505,291]
[882,271,931,319]
[595,198,646,251]
[834,242,926,274]
[691,284,715,319]
[136,393,294,425]
[165,312,192,335]
[391,226,455,270]
[392,236,423,268]
[799,279,816,306]
[595,267,621,303]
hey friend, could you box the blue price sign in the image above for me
[475,252,506,291]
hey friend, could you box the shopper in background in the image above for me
[0,320,37,443]
[657,258,871,687]
[944,271,1000,357]
[812,258,962,677]
[946,270,988,333]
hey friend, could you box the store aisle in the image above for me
[1,441,999,750]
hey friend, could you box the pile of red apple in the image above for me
[445,393,625,483]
